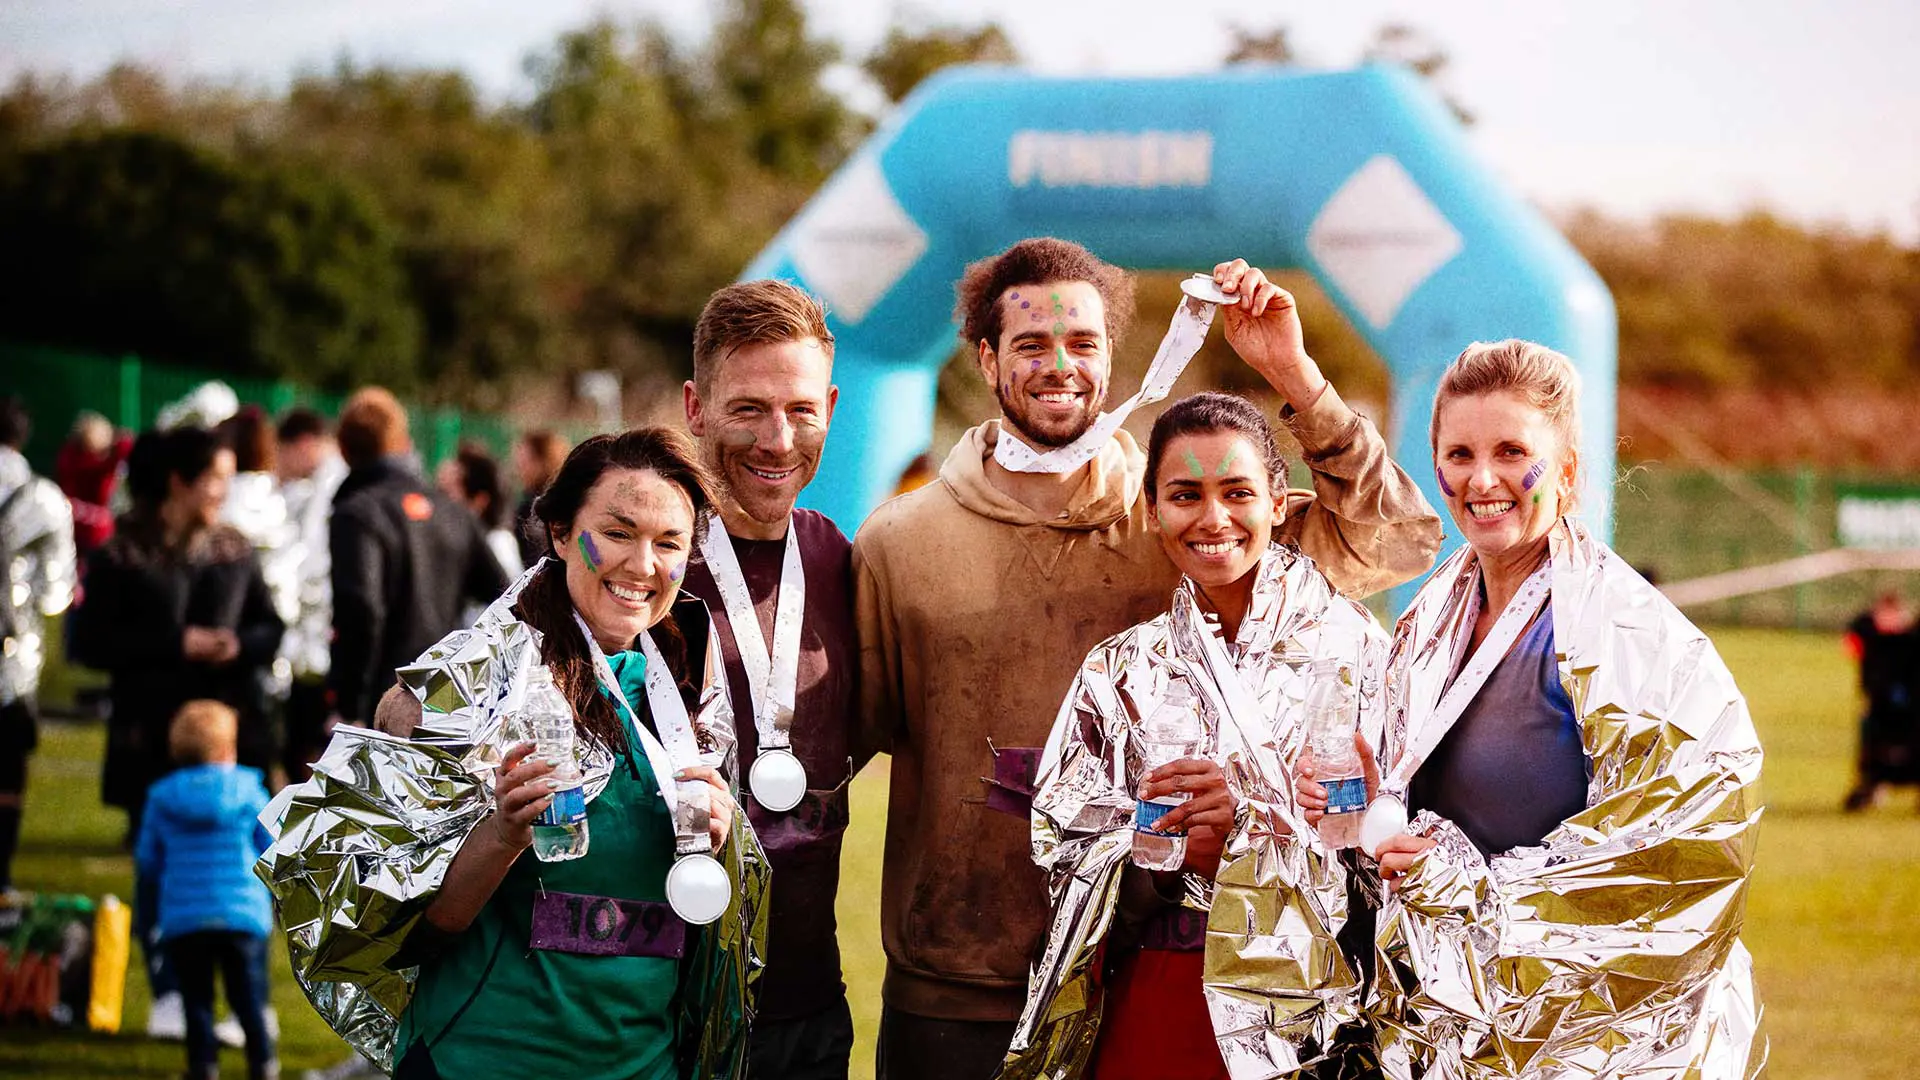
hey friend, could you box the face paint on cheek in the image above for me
[667,560,686,584]
[1435,467,1458,498]
[1183,448,1205,480]
[1522,460,1547,491]
[577,530,602,573]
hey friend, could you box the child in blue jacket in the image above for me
[135,699,277,1080]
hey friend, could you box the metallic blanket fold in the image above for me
[1205,520,1766,1079]
[0,468,75,708]
[1001,545,1388,1079]
[255,567,770,1075]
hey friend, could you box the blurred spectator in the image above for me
[54,409,132,560]
[511,429,568,567]
[1843,590,1920,811]
[328,389,508,728]
[217,407,299,777]
[0,395,77,893]
[69,425,284,840]
[275,408,346,783]
[438,442,524,578]
[136,700,277,1080]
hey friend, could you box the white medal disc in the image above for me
[1358,795,1409,858]
[749,747,808,813]
[1180,273,1236,305]
[665,853,732,926]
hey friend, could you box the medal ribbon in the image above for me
[993,293,1218,475]
[697,512,804,753]
[569,610,713,855]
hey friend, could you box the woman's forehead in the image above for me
[1436,391,1556,441]
[583,468,692,523]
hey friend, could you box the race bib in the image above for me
[529,890,687,959]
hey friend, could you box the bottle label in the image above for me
[1135,797,1185,834]
[537,785,588,826]
[1323,777,1369,816]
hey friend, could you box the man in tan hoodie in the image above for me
[852,238,1444,1079]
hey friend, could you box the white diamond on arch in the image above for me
[788,155,929,325]
[1307,155,1464,330]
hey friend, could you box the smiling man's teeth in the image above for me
[1192,539,1240,555]
[1035,391,1077,404]
[744,464,795,481]
[1469,501,1516,519]
[607,583,649,602]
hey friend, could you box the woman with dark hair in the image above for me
[1002,392,1392,1080]
[69,424,284,1039]
[260,427,769,1080]
[71,425,284,836]
[437,442,523,582]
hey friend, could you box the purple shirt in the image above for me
[681,507,863,1020]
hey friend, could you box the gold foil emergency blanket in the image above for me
[255,566,770,1074]
[1000,544,1388,1079]
[0,461,76,708]
[1205,521,1766,1079]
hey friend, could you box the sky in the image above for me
[3,0,1915,241]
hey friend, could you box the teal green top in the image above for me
[397,650,682,1079]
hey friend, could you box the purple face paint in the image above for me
[1019,300,1030,309]
[1522,460,1547,491]
[1069,307,1079,317]
[668,560,686,584]
[1435,467,1458,498]
[1029,357,1042,371]
[1009,291,1021,300]
[577,530,602,572]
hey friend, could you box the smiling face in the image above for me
[1433,390,1575,564]
[686,337,835,533]
[1149,430,1280,592]
[979,281,1110,448]
[550,467,695,652]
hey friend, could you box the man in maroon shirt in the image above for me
[681,279,863,1079]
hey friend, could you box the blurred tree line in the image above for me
[0,2,1915,412]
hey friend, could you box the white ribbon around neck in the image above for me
[1184,598,1272,766]
[1360,561,1553,850]
[697,512,804,753]
[993,290,1219,475]
[568,610,711,854]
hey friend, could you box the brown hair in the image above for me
[954,237,1136,351]
[519,430,569,492]
[215,405,276,474]
[1145,392,1289,503]
[337,387,410,468]
[516,428,717,754]
[169,699,237,764]
[1430,339,1585,507]
[692,279,836,394]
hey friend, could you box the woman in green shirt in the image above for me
[260,428,767,1080]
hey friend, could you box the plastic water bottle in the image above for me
[1305,656,1367,850]
[1133,681,1205,871]
[527,666,590,862]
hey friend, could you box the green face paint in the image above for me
[577,530,602,573]
[1532,492,1542,505]
[1055,343,1069,371]
[1183,448,1205,479]
[1216,446,1239,477]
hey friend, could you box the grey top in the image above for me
[1410,601,1589,858]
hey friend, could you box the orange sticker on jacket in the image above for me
[402,493,433,521]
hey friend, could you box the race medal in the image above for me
[1358,794,1409,856]
[665,852,732,926]
[1179,273,1237,305]
[749,745,807,812]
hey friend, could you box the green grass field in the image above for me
[3,626,1915,1077]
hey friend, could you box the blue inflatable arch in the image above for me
[744,64,1616,590]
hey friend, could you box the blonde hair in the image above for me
[1430,339,1585,506]
[169,700,238,765]
[692,279,835,395]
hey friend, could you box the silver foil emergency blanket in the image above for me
[1204,520,1766,1079]
[0,449,76,708]
[255,563,770,1075]
[999,544,1388,1079]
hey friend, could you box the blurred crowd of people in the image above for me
[0,385,564,1073]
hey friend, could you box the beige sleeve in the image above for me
[1276,383,1445,598]
[852,523,904,761]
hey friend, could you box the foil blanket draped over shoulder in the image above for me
[1000,544,1390,1079]
[1205,520,1766,1079]
[254,564,771,1075]
[0,466,76,707]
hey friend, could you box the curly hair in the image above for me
[953,237,1136,351]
